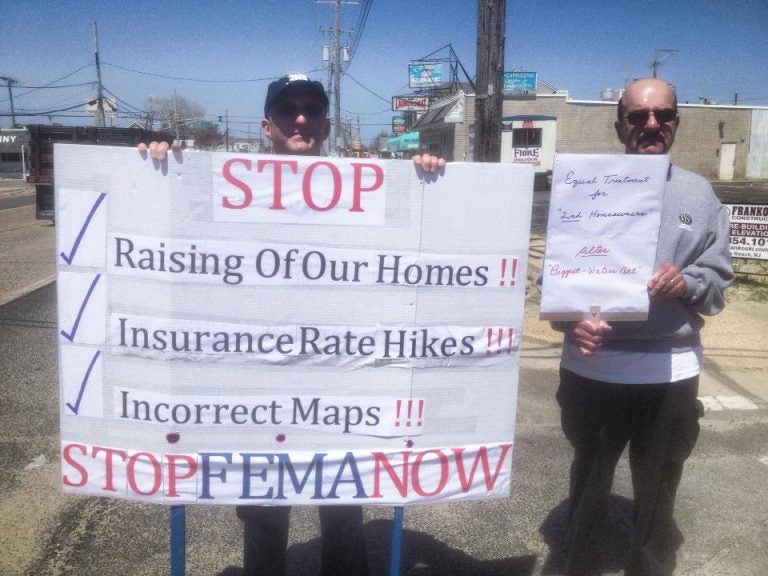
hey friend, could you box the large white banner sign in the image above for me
[55,145,534,505]
[540,153,668,321]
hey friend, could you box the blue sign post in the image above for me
[170,506,186,576]
[168,504,408,576]
[389,506,405,576]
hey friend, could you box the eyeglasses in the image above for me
[274,102,325,119]
[625,108,677,126]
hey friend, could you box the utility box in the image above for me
[25,124,171,220]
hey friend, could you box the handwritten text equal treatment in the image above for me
[540,153,669,321]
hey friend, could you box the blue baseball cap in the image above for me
[264,74,329,117]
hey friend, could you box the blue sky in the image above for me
[2,0,767,143]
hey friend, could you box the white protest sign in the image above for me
[54,145,534,505]
[540,154,669,321]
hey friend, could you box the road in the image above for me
[1,184,768,575]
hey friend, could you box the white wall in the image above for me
[747,110,768,180]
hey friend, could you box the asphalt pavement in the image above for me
[1,179,767,575]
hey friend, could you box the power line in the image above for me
[1,101,87,116]
[14,82,94,90]
[346,0,372,70]
[103,61,323,84]
[344,72,390,103]
[101,86,146,116]
[342,106,391,116]
[0,63,93,102]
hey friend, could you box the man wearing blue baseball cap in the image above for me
[235,73,368,576]
[140,73,367,576]
[260,73,330,156]
[138,74,442,576]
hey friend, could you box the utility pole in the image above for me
[318,0,356,155]
[333,0,342,152]
[0,76,18,127]
[225,109,229,152]
[93,22,105,127]
[650,48,678,78]
[173,89,180,141]
[474,0,505,162]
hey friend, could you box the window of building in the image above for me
[512,128,542,148]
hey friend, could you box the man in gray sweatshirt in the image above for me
[555,78,733,576]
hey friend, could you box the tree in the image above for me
[193,122,224,150]
[371,130,390,151]
[143,94,206,139]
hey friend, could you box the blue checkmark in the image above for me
[65,349,101,415]
[60,192,107,265]
[61,274,101,342]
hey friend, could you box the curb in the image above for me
[0,275,57,308]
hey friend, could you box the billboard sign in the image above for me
[409,63,443,89]
[503,72,537,100]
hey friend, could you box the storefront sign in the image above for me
[513,147,541,165]
[392,96,430,112]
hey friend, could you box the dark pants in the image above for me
[236,505,368,576]
[556,369,700,576]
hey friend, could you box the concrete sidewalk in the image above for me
[0,178,34,198]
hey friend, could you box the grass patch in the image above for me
[728,275,768,303]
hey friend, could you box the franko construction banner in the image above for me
[726,203,768,260]
[54,145,534,506]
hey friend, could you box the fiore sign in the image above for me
[513,147,541,165]
[55,146,534,505]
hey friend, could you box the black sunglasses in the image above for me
[625,108,677,126]
[274,102,325,119]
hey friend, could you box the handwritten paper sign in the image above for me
[540,153,669,321]
[54,145,534,506]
